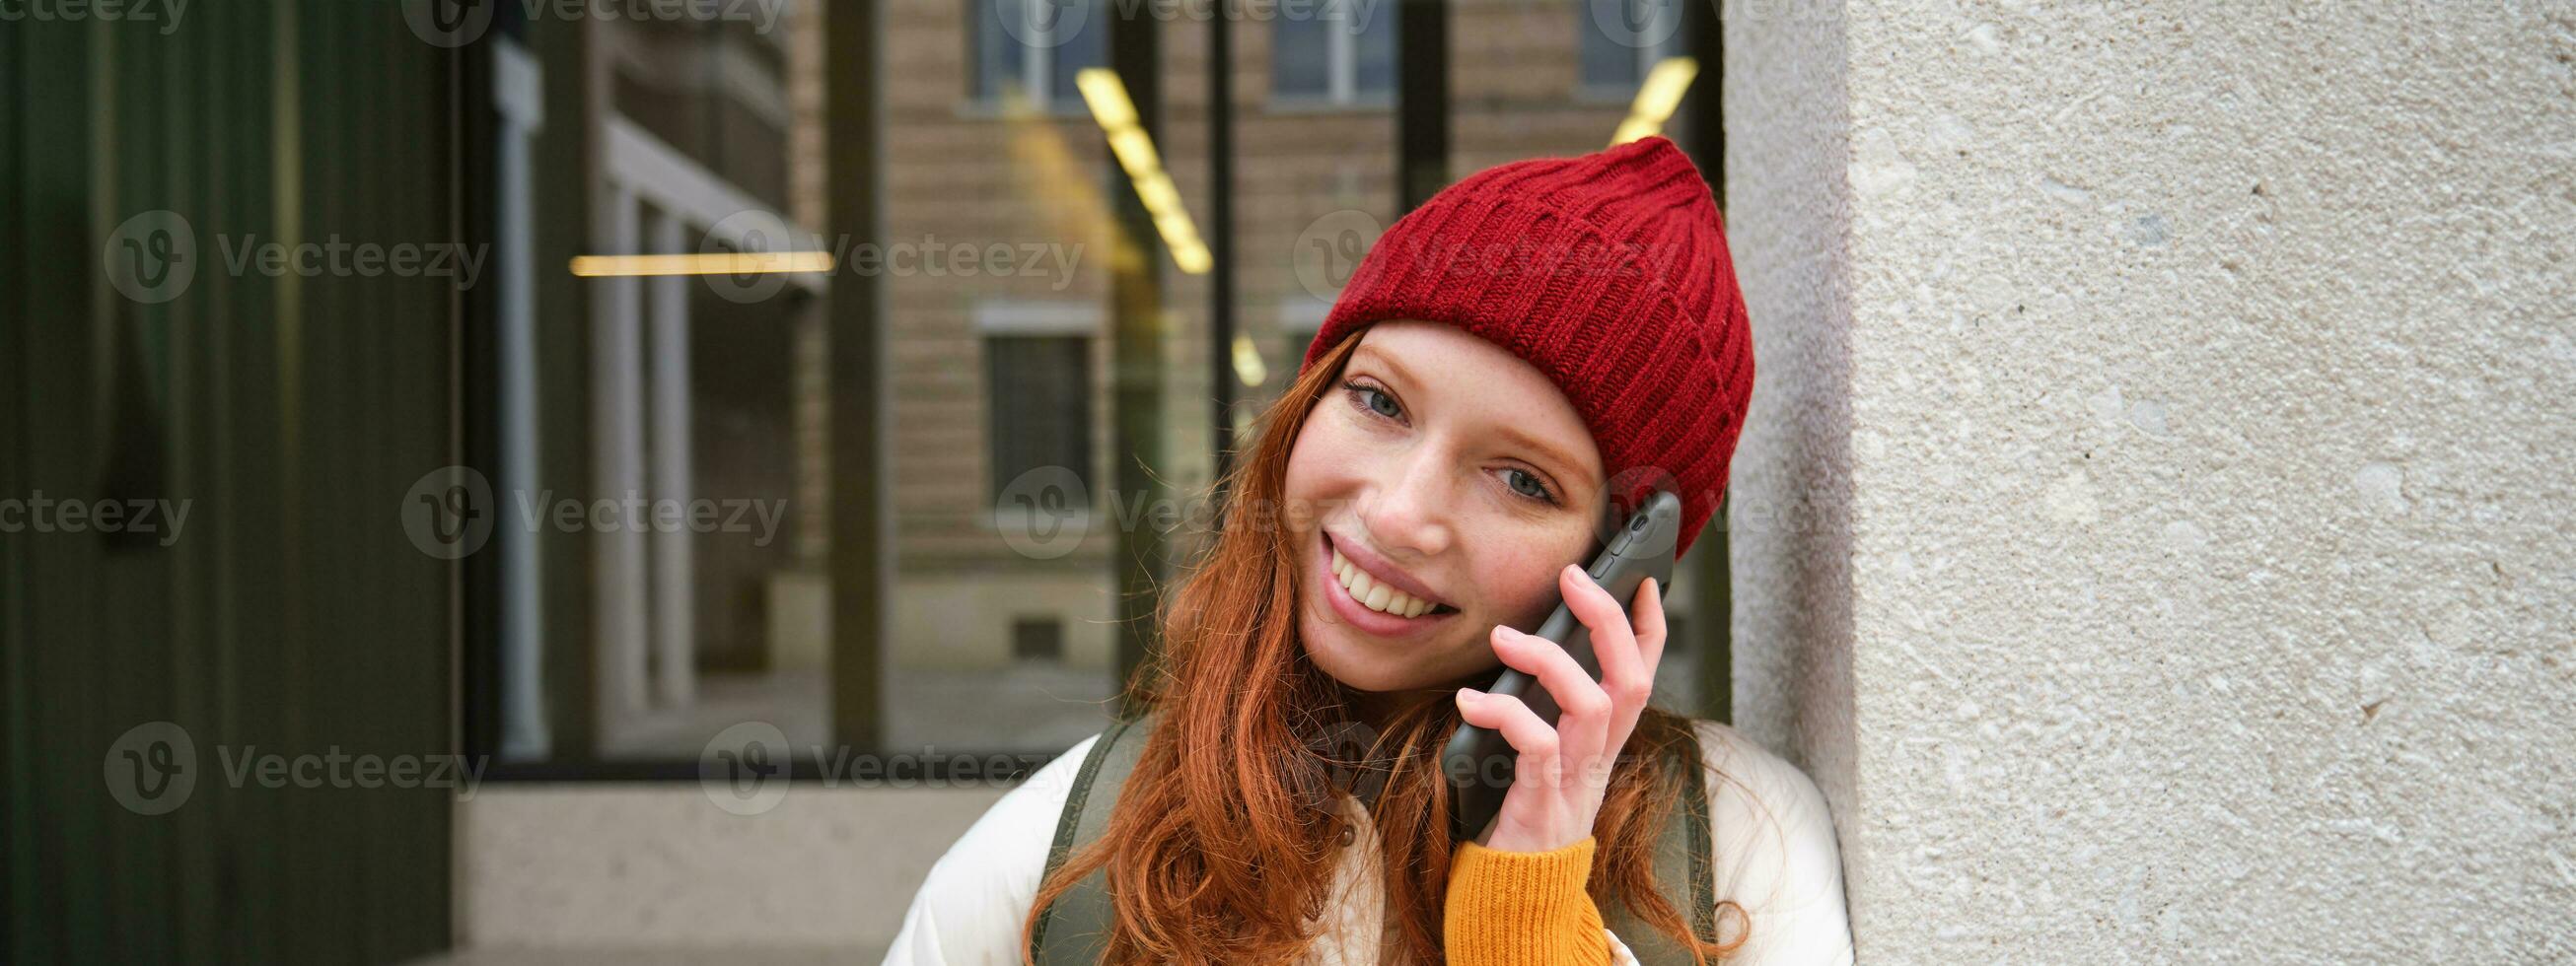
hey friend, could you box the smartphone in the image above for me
[1441,489,1683,843]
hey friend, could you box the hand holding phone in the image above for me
[1442,490,1682,847]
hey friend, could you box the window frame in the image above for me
[963,0,1106,117]
[1574,0,1685,104]
[1266,3,1396,111]
[976,300,1104,538]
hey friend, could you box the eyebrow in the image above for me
[1496,425,1595,494]
[1351,345,1597,492]
[1353,345,1416,387]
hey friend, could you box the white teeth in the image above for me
[1363,583,1395,611]
[1330,544,1440,618]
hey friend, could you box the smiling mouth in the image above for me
[1323,531,1459,620]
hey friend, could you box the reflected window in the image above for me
[1579,0,1682,97]
[970,0,1108,111]
[1272,3,1395,106]
[465,0,1722,775]
[984,329,1096,507]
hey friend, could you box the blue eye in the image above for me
[1343,380,1402,421]
[1503,468,1558,505]
[1343,378,1561,507]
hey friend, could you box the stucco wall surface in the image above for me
[1727,1,2576,960]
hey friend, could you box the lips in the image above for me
[1316,530,1460,637]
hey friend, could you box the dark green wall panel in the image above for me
[5,4,456,963]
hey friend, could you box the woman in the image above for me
[886,136,1851,964]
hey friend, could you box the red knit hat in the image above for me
[1299,135,1753,558]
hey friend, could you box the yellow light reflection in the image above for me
[1610,57,1700,147]
[568,251,835,277]
[1075,68,1213,275]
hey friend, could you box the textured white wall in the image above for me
[1726,1,2576,960]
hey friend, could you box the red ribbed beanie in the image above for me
[1298,135,1753,558]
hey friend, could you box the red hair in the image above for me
[1019,326,1747,964]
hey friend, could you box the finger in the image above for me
[1603,576,1668,755]
[1576,586,1659,767]
[1456,687,1563,790]
[1489,622,1611,768]
[1587,571,1656,716]
[1556,565,1639,735]
[1634,576,1669,673]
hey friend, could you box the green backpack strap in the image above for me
[1599,724,1721,964]
[1030,712,1714,964]
[1030,710,1159,965]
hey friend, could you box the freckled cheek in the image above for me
[1463,556,1568,631]
[1283,425,1373,515]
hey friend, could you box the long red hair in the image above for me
[1019,326,1747,964]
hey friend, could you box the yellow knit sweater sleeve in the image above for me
[1443,837,1614,966]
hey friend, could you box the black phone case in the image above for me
[1441,490,1683,843]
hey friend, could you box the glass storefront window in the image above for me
[469,0,1725,773]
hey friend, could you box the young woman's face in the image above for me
[1285,320,1608,694]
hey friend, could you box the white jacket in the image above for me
[885,718,1853,965]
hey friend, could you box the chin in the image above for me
[1299,624,1416,693]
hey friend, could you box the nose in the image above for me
[1358,445,1454,559]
